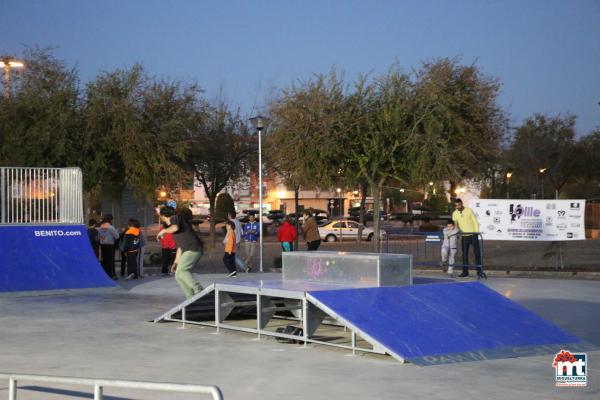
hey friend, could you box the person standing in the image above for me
[87,219,100,259]
[159,222,177,276]
[241,214,259,272]
[98,217,119,279]
[158,204,204,299]
[452,198,486,279]
[223,221,238,277]
[441,220,459,275]
[277,216,297,252]
[301,210,321,251]
[227,211,245,272]
[134,219,147,278]
[123,219,141,280]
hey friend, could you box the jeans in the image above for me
[161,248,177,274]
[223,253,236,273]
[307,240,321,251]
[461,235,482,272]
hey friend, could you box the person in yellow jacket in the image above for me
[451,198,487,279]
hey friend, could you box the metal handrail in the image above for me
[0,372,224,400]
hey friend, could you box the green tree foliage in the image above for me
[504,114,578,198]
[82,64,201,197]
[0,48,81,167]
[190,103,253,243]
[411,58,506,186]
[214,192,235,223]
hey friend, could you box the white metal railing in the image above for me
[0,372,224,400]
[0,167,83,225]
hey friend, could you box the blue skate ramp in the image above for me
[307,282,581,365]
[0,225,116,293]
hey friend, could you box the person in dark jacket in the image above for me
[123,219,141,280]
[87,219,99,259]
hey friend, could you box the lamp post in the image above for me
[506,171,513,199]
[250,115,267,272]
[539,168,547,199]
[336,188,342,217]
[0,57,25,98]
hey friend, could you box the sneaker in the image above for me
[477,271,488,280]
[245,267,253,273]
[125,273,136,280]
[458,272,469,278]
[447,266,453,275]
[227,271,237,278]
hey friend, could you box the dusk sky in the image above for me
[2,0,599,135]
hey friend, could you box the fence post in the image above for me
[8,378,17,400]
[94,384,103,400]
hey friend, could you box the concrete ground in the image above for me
[0,273,599,400]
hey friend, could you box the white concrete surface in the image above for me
[0,274,598,399]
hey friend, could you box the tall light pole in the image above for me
[0,57,25,98]
[250,115,267,272]
[506,171,513,199]
[539,167,547,199]
[336,188,342,217]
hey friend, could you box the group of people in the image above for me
[441,198,487,279]
[87,215,148,280]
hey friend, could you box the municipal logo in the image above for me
[553,350,587,387]
[570,202,580,210]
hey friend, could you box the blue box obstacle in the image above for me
[0,225,116,293]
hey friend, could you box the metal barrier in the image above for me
[0,372,224,400]
[384,228,485,270]
[0,167,83,225]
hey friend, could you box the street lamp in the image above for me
[0,56,25,98]
[250,115,267,272]
[506,171,513,199]
[336,188,342,217]
[539,168,547,199]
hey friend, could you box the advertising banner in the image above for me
[469,199,586,241]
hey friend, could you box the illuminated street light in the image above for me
[250,115,268,272]
[0,56,25,98]
[539,167,547,198]
[506,171,513,199]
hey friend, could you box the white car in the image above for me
[318,220,385,242]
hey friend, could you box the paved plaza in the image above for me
[1,273,598,399]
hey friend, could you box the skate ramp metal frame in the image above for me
[154,278,581,363]
[155,251,581,363]
[0,224,116,293]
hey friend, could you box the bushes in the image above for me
[214,193,235,223]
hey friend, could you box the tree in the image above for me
[82,64,200,199]
[505,114,578,198]
[190,104,253,243]
[215,192,235,223]
[0,47,81,167]
[410,58,506,192]
[267,71,349,247]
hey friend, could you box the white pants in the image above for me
[441,244,457,266]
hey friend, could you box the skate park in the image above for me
[0,167,599,399]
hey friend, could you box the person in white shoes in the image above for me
[441,220,459,275]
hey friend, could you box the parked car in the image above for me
[366,210,388,222]
[287,209,329,225]
[318,219,386,242]
[236,209,270,224]
[267,210,285,223]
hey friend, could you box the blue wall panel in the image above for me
[308,282,580,360]
[0,225,116,292]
